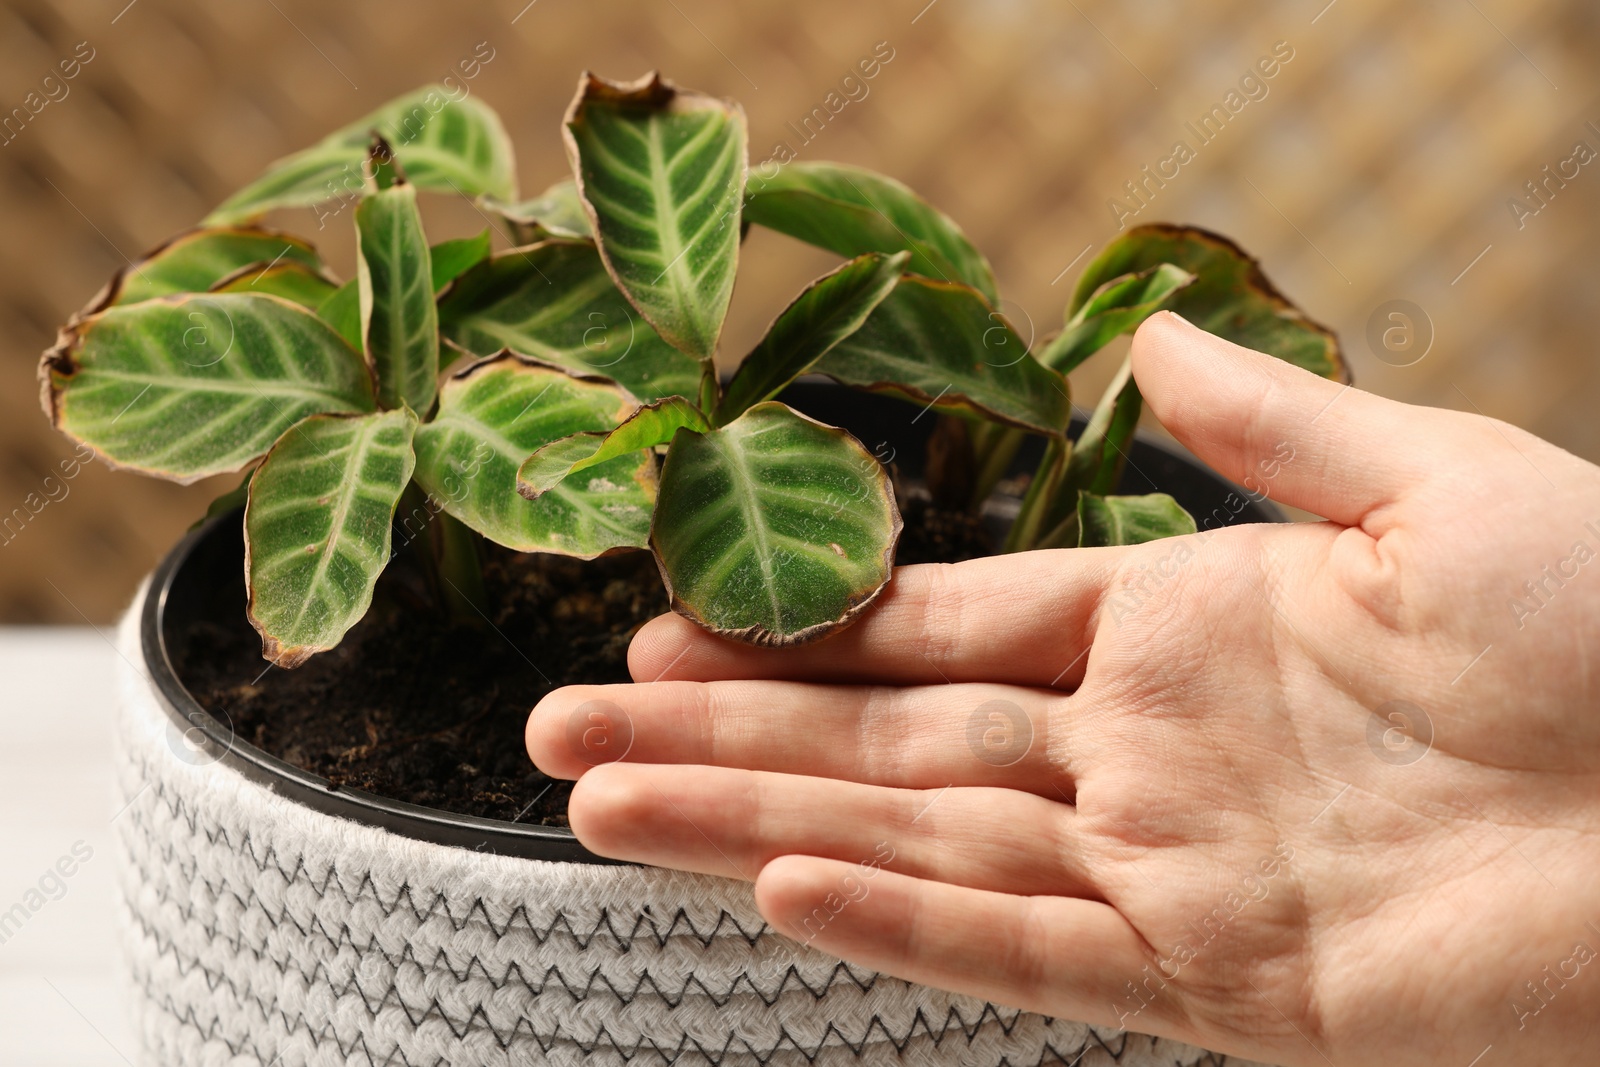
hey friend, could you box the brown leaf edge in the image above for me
[241,411,391,669]
[209,258,343,295]
[443,345,646,398]
[560,70,748,361]
[648,401,904,649]
[1099,222,1350,386]
[351,136,418,397]
[439,349,659,559]
[363,132,408,189]
[38,291,371,486]
[74,225,322,321]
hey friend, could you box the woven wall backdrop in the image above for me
[1,0,1597,622]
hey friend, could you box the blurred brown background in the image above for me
[1,0,1597,623]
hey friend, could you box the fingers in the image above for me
[755,856,1158,1031]
[567,762,1097,899]
[528,680,1067,792]
[1131,311,1430,526]
[628,551,1119,688]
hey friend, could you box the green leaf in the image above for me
[317,280,362,351]
[244,409,417,667]
[743,161,998,304]
[430,230,492,292]
[1070,224,1346,381]
[1019,361,1142,554]
[41,293,376,483]
[412,354,654,556]
[563,72,747,361]
[1075,491,1196,548]
[714,251,909,425]
[810,276,1070,435]
[487,179,593,242]
[519,396,708,499]
[211,260,340,309]
[437,239,702,401]
[204,85,517,225]
[650,401,900,646]
[969,265,1192,511]
[356,180,439,413]
[1065,358,1141,496]
[1038,263,1195,375]
[108,228,321,308]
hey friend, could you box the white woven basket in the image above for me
[113,584,1242,1067]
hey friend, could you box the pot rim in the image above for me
[139,418,1282,867]
[140,518,624,864]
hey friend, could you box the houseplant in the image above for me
[58,73,1342,1065]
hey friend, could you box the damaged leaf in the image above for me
[411,354,655,556]
[519,395,706,499]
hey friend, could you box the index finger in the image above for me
[629,550,1119,689]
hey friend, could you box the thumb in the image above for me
[1130,311,1425,525]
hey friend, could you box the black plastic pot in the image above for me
[142,384,1281,866]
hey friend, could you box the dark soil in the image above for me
[171,496,992,827]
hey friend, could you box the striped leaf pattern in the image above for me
[204,85,517,225]
[1070,224,1346,382]
[1075,491,1196,549]
[563,72,747,362]
[519,396,708,499]
[245,410,418,667]
[41,293,375,483]
[356,181,439,413]
[412,355,655,556]
[744,162,999,304]
[811,276,1070,435]
[109,228,321,308]
[651,402,900,646]
[715,251,908,425]
[438,240,702,402]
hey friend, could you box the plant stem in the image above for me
[430,509,488,624]
[699,365,719,418]
[967,422,1025,512]
[1034,507,1081,551]
[1003,437,1069,553]
[1003,357,1136,552]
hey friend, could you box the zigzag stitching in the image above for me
[119,774,765,950]
[127,905,1042,1059]
[134,966,1126,1067]
[123,893,887,1012]
[118,728,1237,1066]
[136,964,1179,1067]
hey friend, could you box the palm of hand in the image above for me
[528,315,1600,1066]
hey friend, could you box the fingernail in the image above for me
[1164,310,1194,328]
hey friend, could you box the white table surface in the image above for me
[0,628,135,1065]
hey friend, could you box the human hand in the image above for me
[526,312,1600,1066]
